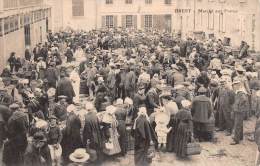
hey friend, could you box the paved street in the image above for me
[102,117,256,166]
[0,108,257,166]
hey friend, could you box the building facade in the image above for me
[50,0,260,51]
[0,0,51,71]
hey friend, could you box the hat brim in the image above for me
[69,153,89,163]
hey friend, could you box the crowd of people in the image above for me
[0,27,259,166]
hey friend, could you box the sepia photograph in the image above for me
[0,0,260,165]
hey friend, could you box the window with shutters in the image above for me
[106,0,113,4]
[209,11,214,30]
[30,12,34,24]
[144,15,152,28]
[106,15,114,28]
[20,14,24,28]
[0,19,2,37]
[145,0,152,4]
[4,17,9,35]
[3,0,18,9]
[126,15,133,28]
[14,15,19,31]
[9,16,14,32]
[126,0,132,4]
[165,0,171,4]
[72,0,84,16]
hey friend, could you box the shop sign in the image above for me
[198,9,238,13]
[175,9,192,13]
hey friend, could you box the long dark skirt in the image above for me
[134,146,150,166]
[166,117,178,152]
[233,112,244,143]
[117,120,127,155]
[174,122,191,158]
[166,128,176,152]
[3,134,28,166]
[61,131,83,164]
[193,122,213,141]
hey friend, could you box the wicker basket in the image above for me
[185,142,202,156]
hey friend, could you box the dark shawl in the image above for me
[133,116,157,166]
[83,112,104,158]
[56,77,75,103]
[191,95,213,123]
[61,112,83,162]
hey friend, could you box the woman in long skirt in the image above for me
[174,100,193,158]
[61,109,83,164]
[101,105,121,156]
[133,107,157,166]
[114,99,128,156]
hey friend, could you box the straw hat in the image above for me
[69,148,89,163]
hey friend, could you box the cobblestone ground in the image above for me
[94,117,257,166]
[0,117,257,166]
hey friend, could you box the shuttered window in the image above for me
[0,19,3,37]
[165,0,171,4]
[14,15,19,31]
[145,0,152,4]
[3,0,18,8]
[9,16,15,32]
[209,11,214,30]
[126,0,132,4]
[20,13,24,28]
[105,15,114,28]
[126,15,133,28]
[106,0,113,4]
[72,0,84,16]
[4,17,10,35]
[144,15,153,28]
[122,15,137,28]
